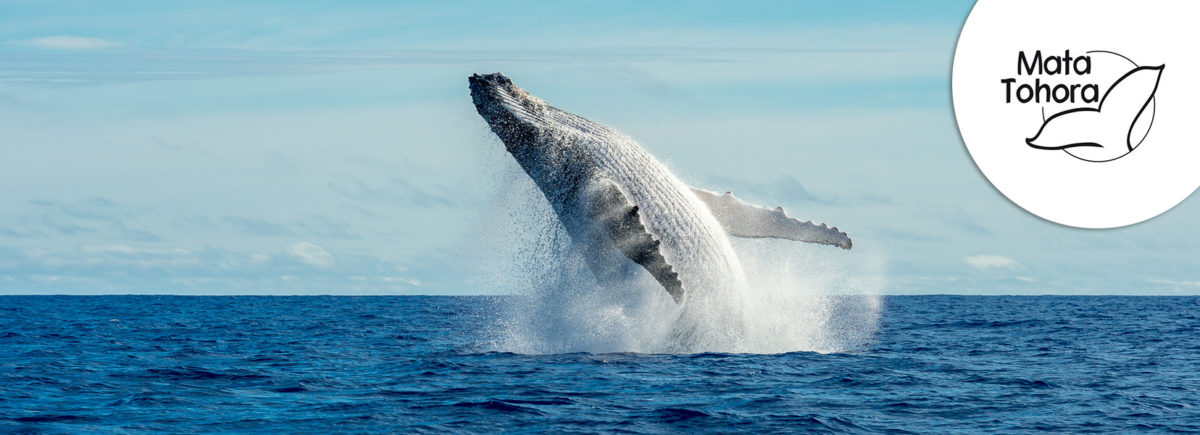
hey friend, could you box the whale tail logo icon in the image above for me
[1026,65,1164,162]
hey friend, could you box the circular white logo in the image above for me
[953,0,1200,228]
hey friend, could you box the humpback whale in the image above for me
[469,72,850,320]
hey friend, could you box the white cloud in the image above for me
[1015,276,1036,282]
[382,276,421,286]
[1149,278,1200,288]
[81,244,189,256]
[15,36,117,50]
[287,242,334,267]
[964,254,1017,270]
[23,249,52,259]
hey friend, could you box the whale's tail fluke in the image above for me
[1026,65,1164,162]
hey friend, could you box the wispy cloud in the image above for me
[26,197,162,242]
[74,244,199,269]
[708,175,895,208]
[381,276,421,286]
[0,43,923,88]
[874,228,943,243]
[288,242,334,267]
[0,226,33,238]
[296,215,360,240]
[13,36,117,50]
[920,205,992,236]
[326,177,455,209]
[80,244,188,256]
[1148,278,1200,288]
[39,214,97,235]
[224,216,294,237]
[964,254,1017,270]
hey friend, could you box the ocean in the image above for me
[2,295,1198,433]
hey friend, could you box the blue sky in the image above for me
[1,1,1198,295]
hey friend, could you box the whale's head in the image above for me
[470,72,593,199]
[468,72,517,107]
[469,73,552,152]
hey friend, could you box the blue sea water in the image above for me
[1,295,1198,433]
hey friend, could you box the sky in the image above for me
[1,0,1198,295]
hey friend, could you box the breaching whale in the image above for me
[469,72,850,311]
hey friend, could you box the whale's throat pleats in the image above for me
[583,179,684,303]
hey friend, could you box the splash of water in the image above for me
[476,166,885,355]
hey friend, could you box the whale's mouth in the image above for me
[469,73,544,125]
[467,72,513,102]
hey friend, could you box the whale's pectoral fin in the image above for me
[585,179,685,303]
[690,187,852,249]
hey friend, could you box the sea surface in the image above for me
[1,295,1198,433]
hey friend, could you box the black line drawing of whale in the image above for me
[1026,65,1164,162]
[468,73,850,311]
